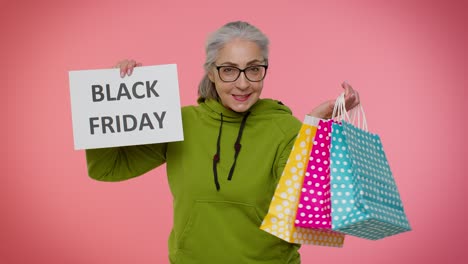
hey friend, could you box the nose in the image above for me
[235,72,250,90]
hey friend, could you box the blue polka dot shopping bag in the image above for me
[329,93,411,240]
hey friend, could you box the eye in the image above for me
[222,67,235,73]
[248,66,261,72]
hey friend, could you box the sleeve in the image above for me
[274,134,297,181]
[85,143,167,182]
[274,115,320,180]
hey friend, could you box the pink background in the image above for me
[3,0,467,263]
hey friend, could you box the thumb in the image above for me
[341,81,351,95]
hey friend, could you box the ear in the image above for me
[208,69,215,82]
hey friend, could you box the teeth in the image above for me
[233,94,250,102]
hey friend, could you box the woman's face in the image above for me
[208,38,266,113]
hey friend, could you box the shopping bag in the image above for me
[329,93,411,240]
[261,116,345,247]
[295,119,333,229]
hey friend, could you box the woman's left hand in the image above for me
[308,81,360,119]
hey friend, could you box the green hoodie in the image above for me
[86,98,303,263]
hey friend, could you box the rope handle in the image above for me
[331,92,368,131]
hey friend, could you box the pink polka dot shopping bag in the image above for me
[260,116,345,247]
[295,119,333,229]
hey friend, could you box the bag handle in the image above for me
[331,92,350,122]
[349,102,368,131]
[332,92,368,131]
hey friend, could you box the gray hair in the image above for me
[198,21,270,100]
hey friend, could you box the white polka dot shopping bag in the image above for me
[329,93,411,240]
[260,116,345,247]
[295,119,333,229]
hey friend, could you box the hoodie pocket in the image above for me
[174,200,298,264]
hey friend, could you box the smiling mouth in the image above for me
[232,94,251,102]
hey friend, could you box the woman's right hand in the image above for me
[114,59,142,78]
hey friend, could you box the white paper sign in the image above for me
[69,64,183,150]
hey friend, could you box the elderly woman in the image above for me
[86,21,359,263]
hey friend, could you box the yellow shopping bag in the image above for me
[260,116,345,247]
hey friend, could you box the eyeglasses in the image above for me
[215,64,268,82]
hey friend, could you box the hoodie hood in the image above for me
[197,97,295,191]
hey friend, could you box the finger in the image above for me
[354,91,360,107]
[127,60,137,76]
[342,81,354,98]
[345,96,359,110]
[341,81,349,91]
[342,82,353,106]
[117,59,130,78]
[342,82,359,110]
[115,59,141,78]
[127,60,143,76]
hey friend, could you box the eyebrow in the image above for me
[218,59,266,66]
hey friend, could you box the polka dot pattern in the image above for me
[261,118,345,247]
[329,122,411,240]
[295,120,332,229]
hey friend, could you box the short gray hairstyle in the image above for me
[198,21,270,100]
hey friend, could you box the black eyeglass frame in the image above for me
[215,64,269,82]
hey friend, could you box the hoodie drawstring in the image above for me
[213,113,223,191]
[228,111,250,181]
[212,111,251,191]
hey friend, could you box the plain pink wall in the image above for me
[3,0,467,263]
